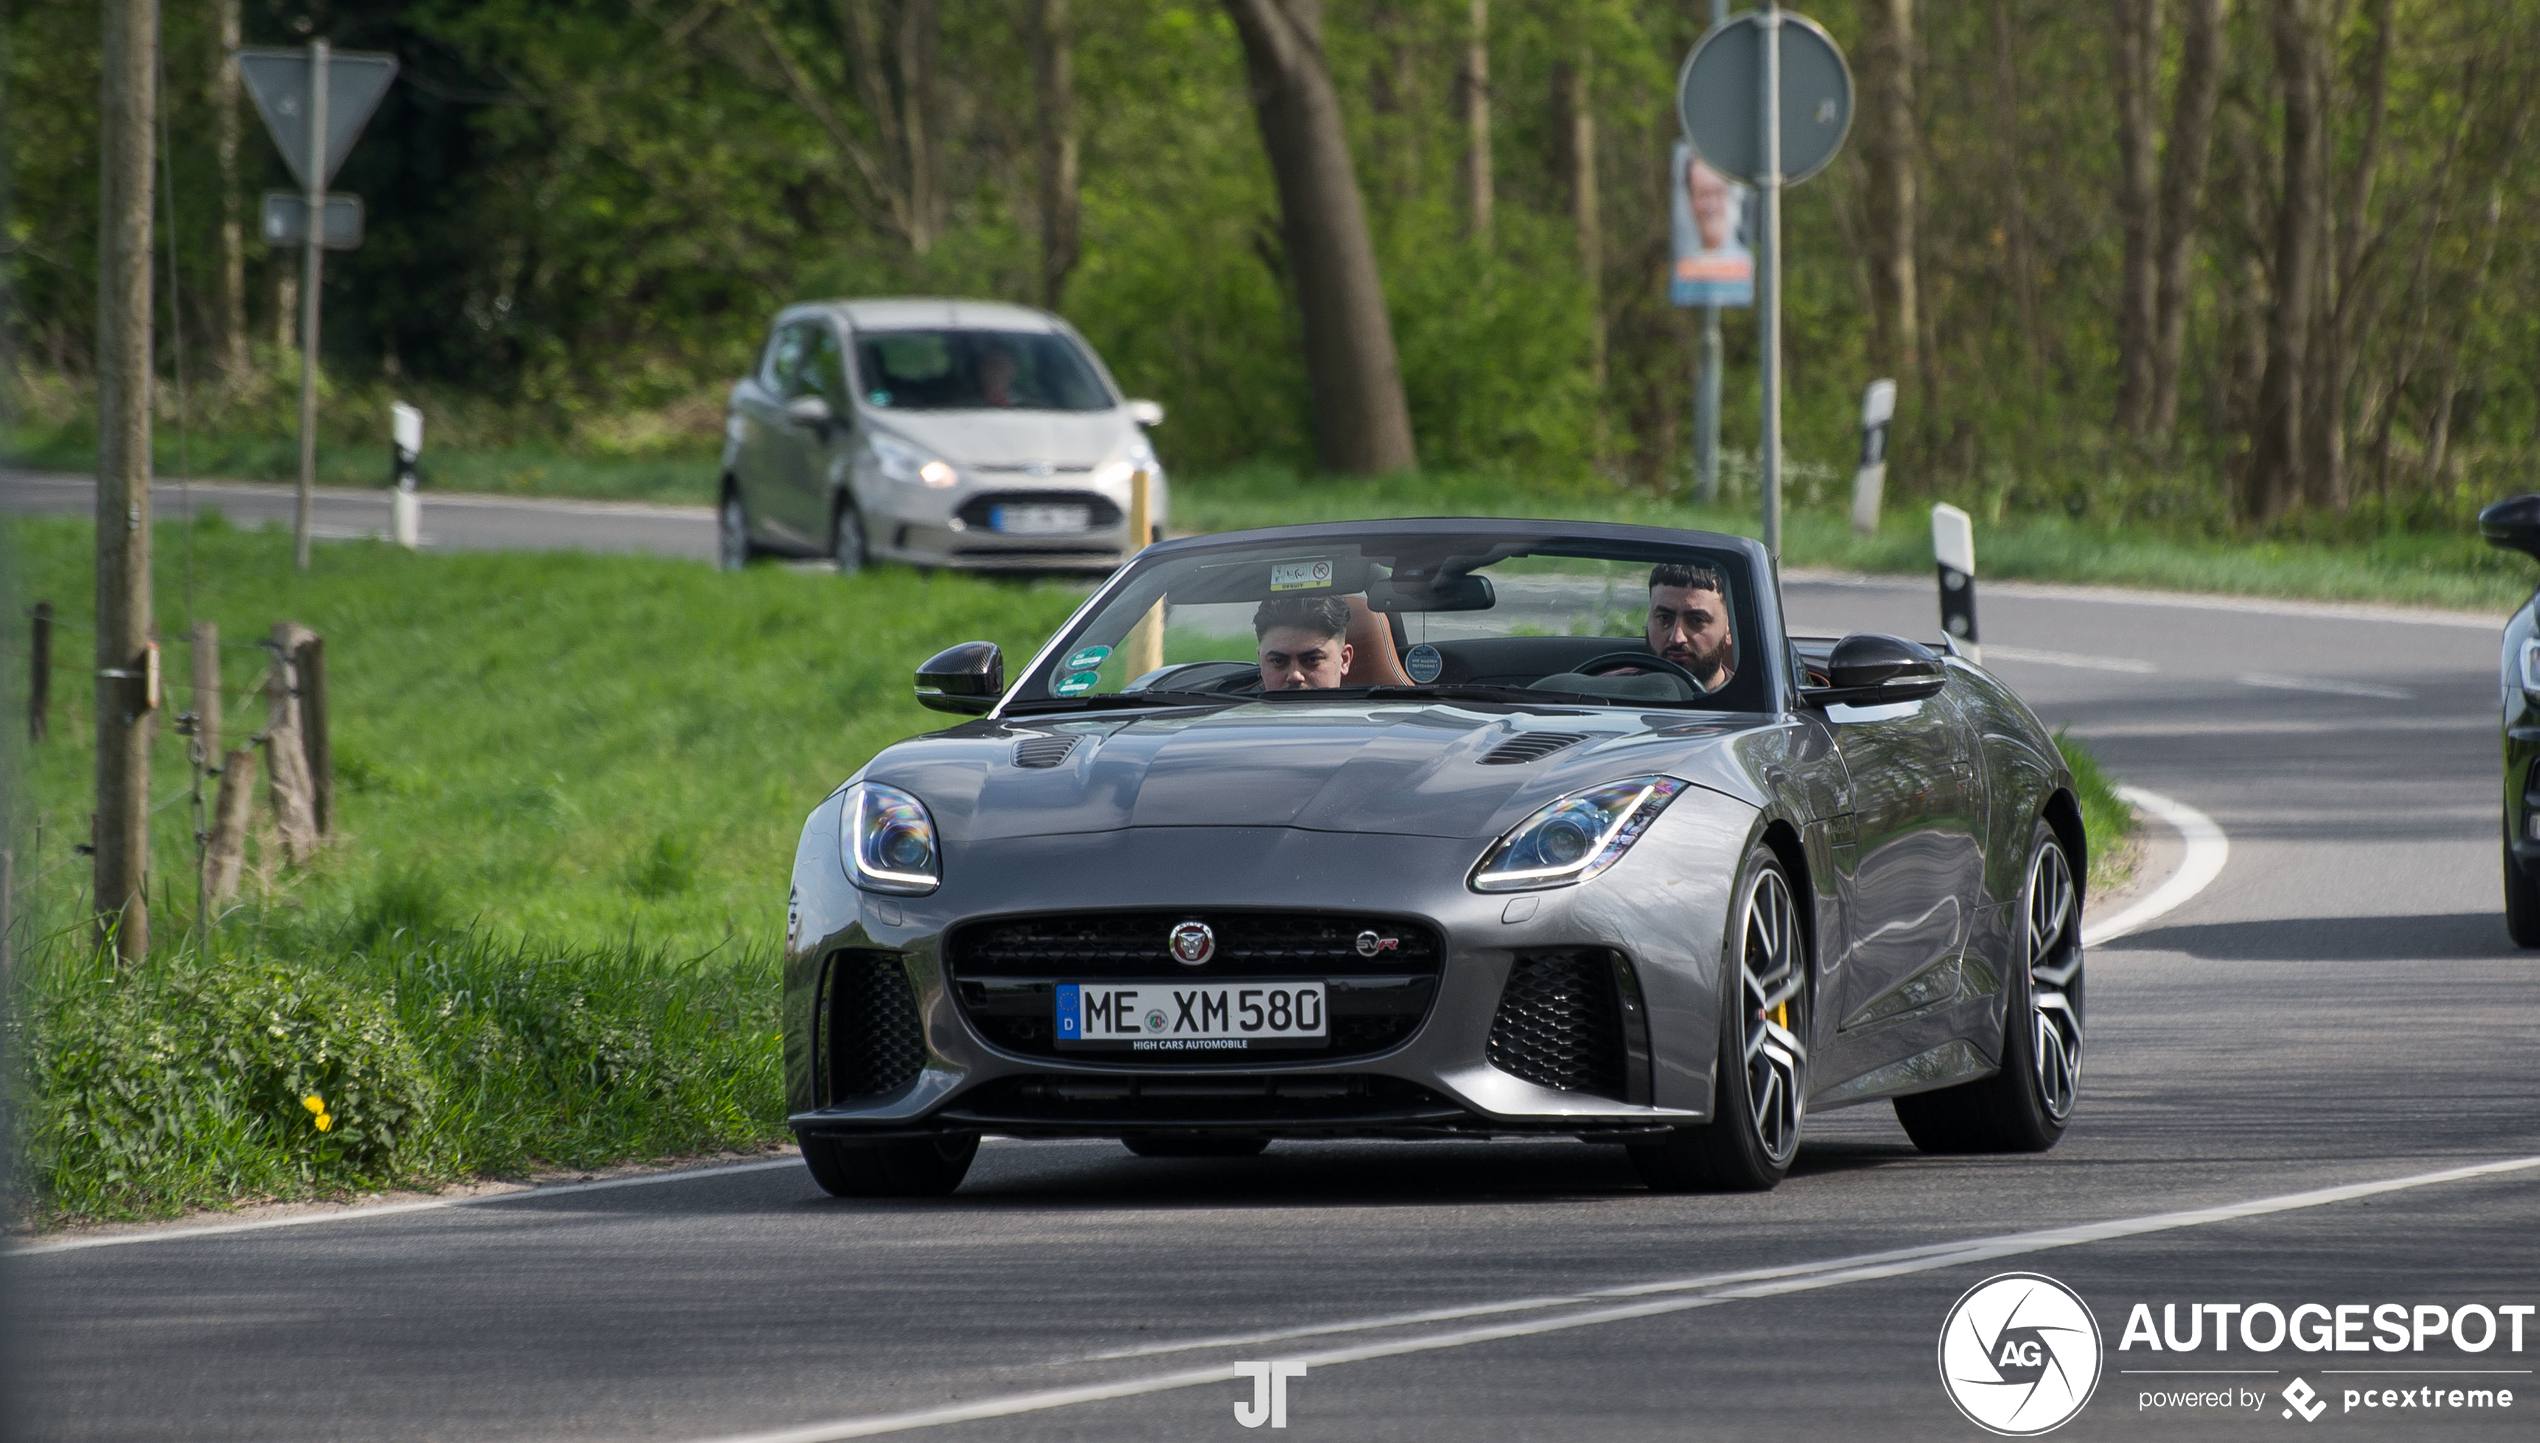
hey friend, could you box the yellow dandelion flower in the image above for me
[303,1094,326,1114]
[314,1112,333,1132]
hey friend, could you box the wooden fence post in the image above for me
[264,624,319,862]
[294,633,331,837]
[203,745,258,906]
[29,601,51,742]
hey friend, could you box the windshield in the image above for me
[856,329,1113,412]
[1009,532,1766,713]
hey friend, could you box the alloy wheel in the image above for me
[2026,842,2083,1121]
[1739,866,1806,1163]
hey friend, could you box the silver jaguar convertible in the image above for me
[782,518,2086,1195]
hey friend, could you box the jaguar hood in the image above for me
[858,701,1775,844]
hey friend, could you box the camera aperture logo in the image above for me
[1939,1272,2105,1435]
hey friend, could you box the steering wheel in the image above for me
[1572,651,1706,690]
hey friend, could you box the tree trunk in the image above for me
[1461,0,1492,248]
[2241,0,2323,524]
[2150,0,2228,444]
[1859,0,1921,407]
[1035,0,1080,310]
[897,0,939,254]
[1222,0,1418,476]
[2302,0,2392,510]
[2112,0,2163,436]
[96,0,158,964]
[213,0,249,381]
[1562,48,1603,390]
[1987,0,2040,368]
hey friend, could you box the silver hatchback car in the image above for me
[719,298,1169,573]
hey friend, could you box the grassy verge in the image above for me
[2055,732,2139,898]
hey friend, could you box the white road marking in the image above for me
[2071,717,2485,737]
[2084,786,2230,947]
[678,1154,2540,1443]
[2237,671,2415,701]
[4,1158,802,1257]
[1980,644,2159,674]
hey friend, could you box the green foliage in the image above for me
[2054,732,2137,896]
[10,933,783,1224]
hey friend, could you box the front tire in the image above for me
[1630,846,1808,1193]
[718,490,756,572]
[800,1134,977,1197]
[1894,820,2083,1153]
[830,499,868,577]
[2504,826,2540,948]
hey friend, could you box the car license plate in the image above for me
[1055,982,1327,1053]
[989,503,1090,535]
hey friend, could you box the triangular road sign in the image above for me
[237,47,398,191]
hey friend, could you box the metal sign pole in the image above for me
[294,39,328,573]
[1694,0,1728,506]
[1757,3,1784,564]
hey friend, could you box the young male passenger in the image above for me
[1254,595,1355,691]
[1645,562,1735,692]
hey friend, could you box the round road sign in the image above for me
[1677,11,1854,187]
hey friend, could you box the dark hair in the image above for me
[1649,561,1727,595]
[1253,594,1353,641]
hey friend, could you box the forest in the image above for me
[5,0,2536,537]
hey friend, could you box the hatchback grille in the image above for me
[1012,734,1082,768]
[822,951,927,1101]
[1479,731,1590,765]
[1487,950,1629,1100]
[947,911,1442,1066]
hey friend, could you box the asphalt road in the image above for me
[0,468,719,562]
[7,481,2536,1442]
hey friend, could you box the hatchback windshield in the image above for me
[1010,532,1764,713]
[857,329,1112,412]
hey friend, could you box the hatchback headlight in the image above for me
[840,782,940,894]
[874,434,958,489]
[1470,776,1688,892]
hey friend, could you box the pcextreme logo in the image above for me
[1938,1272,2106,1436]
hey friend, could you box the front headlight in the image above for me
[874,434,958,489]
[840,782,940,894]
[1470,776,1688,892]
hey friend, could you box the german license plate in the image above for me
[989,503,1089,535]
[1055,982,1328,1053]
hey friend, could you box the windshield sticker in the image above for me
[1269,558,1336,592]
[1063,645,1111,672]
[1052,671,1101,696]
[1404,643,1443,684]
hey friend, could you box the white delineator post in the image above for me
[391,401,422,549]
[1850,377,1895,536]
[1932,502,1978,664]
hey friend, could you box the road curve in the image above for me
[5,490,2534,1441]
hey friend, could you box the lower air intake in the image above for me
[824,951,926,1101]
[1486,950,1628,1101]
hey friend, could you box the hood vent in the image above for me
[1012,734,1084,769]
[1479,732,1589,766]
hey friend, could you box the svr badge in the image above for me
[1169,920,1216,966]
[1937,1272,2103,1435]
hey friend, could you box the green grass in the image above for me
[2055,731,2138,897]
[2,424,718,506]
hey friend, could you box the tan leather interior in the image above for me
[1340,595,1412,686]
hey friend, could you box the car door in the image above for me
[1823,686,1988,1029]
[788,321,854,543]
[736,322,809,545]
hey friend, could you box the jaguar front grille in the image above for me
[947,910,1443,1066]
[1486,949,1644,1102]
